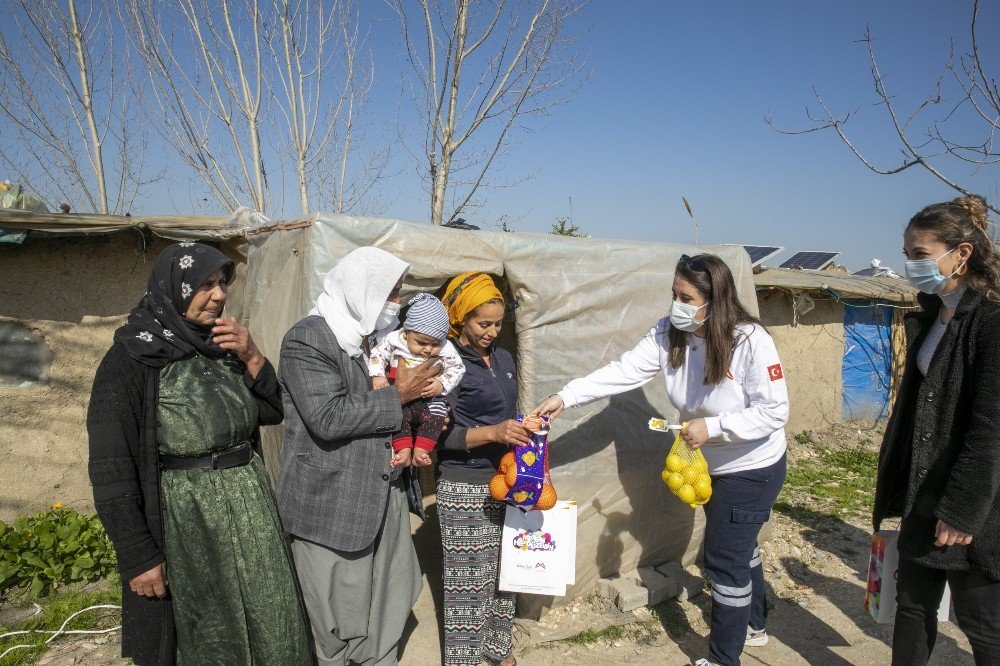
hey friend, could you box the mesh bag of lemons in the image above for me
[660,424,712,508]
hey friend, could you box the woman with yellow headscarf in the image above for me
[436,273,530,666]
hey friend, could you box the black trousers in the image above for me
[892,556,1000,665]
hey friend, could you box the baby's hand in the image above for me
[372,376,390,390]
[421,378,444,399]
[390,447,412,468]
[413,448,433,467]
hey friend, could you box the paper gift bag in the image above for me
[865,530,951,623]
[498,500,577,596]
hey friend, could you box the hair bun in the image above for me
[953,194,990,233]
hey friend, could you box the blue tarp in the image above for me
[842,300,894,420]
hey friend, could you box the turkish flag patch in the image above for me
[767,364,784,381]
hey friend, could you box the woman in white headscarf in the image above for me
[275,247,440,666]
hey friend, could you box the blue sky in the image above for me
[129,1,997,273]
[352,1,999,272]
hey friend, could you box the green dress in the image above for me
[158,354,310,665]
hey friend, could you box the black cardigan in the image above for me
[873,288,1000,579]
[86,343,282,665]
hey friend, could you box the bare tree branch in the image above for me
[393,0,589,225]
[767,5,1000,215]
[0,0,153,214]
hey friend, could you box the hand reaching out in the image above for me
[490,419,532,447]
[531,395,565,419]
[372,376,390,390]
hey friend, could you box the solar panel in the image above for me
[852,267,880,276]
[779,250,840,270]
[741,245,784,267]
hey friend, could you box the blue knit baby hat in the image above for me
[404,293,450,340]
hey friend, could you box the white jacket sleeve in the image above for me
[557,322,665,408]
[437,341,466,394]
[704,327,789,442]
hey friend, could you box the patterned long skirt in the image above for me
[437,479,517,666]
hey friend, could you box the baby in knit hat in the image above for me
[369,293,466,467]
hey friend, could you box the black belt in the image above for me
[159,441,253,471]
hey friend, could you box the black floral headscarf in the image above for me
[114,242,235,368]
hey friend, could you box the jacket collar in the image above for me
[451,337,494,367]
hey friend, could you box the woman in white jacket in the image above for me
[533,253,789,666]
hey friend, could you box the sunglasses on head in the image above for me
[679,254,708,272]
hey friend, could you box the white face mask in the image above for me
[375,301,400,331]
[670,300,710,332]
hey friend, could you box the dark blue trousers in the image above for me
[703,454,787,666]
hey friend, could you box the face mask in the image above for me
[905,248,963,294]
[375,301,400,331]
[670,300,710,333]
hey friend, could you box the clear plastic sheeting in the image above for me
[842,300,894,421]
[0,182,49,244]
[230,212,760,611]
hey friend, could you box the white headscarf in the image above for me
[309,247,409,357]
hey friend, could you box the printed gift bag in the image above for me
[498,500,577,596]
[865,530,951,623]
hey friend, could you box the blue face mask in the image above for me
[670,300,710,332]
[904,248,962,294]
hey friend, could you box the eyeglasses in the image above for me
[679,254,708,272]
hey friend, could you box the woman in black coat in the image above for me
[87,243,309,665]
[873,195,1000,665]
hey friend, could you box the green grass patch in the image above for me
[776,443,879,520]
[0,583,121,665]
[563,623,629,645]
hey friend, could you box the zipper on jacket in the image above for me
[486,350,513,416]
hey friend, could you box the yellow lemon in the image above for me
[665,454,686,473]
[662,471,685,491]
[691,457,708,472]
[693,477,713,500]
[677,485,697,505]
[682,466,701,484]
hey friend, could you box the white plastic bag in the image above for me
[499,501,577,596]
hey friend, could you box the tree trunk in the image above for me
[68,0,108,214]
[430,151,451,225]
[297,153,309,215]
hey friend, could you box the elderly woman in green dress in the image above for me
[87,242,309,665]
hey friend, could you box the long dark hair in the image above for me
[668,253,762,385]
[907,194,1000,301]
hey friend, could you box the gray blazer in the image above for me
[275,315,408,552]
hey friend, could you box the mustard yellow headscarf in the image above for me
[442,272,504,338]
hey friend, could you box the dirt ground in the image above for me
[21,420,975,665]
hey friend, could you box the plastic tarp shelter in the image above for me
[1,183,50,244]
[842,300,894,421]
[231,212,760,609]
